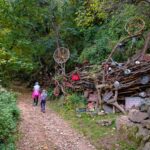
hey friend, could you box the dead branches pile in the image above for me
[67,32,150,113]
[69,64,102,90]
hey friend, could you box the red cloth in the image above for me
[71,73,80,81]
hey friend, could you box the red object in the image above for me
[71,73,80,81]
[142,55,150,62]
[53,86,60,97]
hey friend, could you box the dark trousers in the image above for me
[41,100,46,112]
[34,96,39,106]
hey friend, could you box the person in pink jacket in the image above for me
[32,82,41,106]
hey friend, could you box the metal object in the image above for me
[117,42,125,51]
[124,69,131,75]
[114,81,120,89]
[135,61,140,65]
[125,17,145,36]
[53,47,70,64]
[140,76,150,85]
[139,92,147,98]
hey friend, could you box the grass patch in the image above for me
[116,141,137,150]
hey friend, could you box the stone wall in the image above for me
[116,104,150,150]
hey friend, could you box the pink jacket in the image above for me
[32,90,40,99]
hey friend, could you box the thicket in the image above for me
[0,87,20,150]
[0,0,150,84]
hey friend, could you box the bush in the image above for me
[65,93,87,110]
[78,4,150,64]
[0,87,20,149]
[47,87,55,100]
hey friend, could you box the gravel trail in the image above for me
[16,89,96,150]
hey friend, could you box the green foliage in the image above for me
[117,141,137,150]
[65,93,86,110]
[0,87,20,149]
[47,87,55,100]
[75,0,118,28]
[0,48,34,86]
[78,4,150,64]
[0,0,62,83]
[0,0,150,83]
[79,27,111,64]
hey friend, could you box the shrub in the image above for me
[78,4,150,64]
[65,93,87,110]
[47,87,55,100]
[0,88,20,149]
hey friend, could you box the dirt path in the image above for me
[16,88,96,150]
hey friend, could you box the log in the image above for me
[111,102,126,114]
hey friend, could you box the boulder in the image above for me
[142,142,150,150]
[142,120,150,130]
[102,104,113,113]
[135,125,150,150]
[148,107,150,119]
[125,97,144,111]
[128,109,148,123]
[140,98,150,112]
[116,115,133,131]
[136,124,150,138]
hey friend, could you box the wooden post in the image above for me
[94,77,102,111]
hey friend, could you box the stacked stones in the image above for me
[116,98,150,150]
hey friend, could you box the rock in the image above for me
[43,145,48,150]
[128,109,148,123]
[76,114,82,118]
[143,134,150,144]
[56,129,60,132]
[96,120,112,126]
[140,76,150,85]
[125,97,144,111]
[148,107,150,119]
[136,124,150,138]
[97,112,105,116]
[142,120,150,129]
[98,110,105,115]
[140,104,149,112]
[139,92,147,98]
[102,104,113,113]
[116,115,133,130]
[142,142,150,150]
[140,98,150,112]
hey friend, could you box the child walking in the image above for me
[32,82,41,106]
[40,89,47,113]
